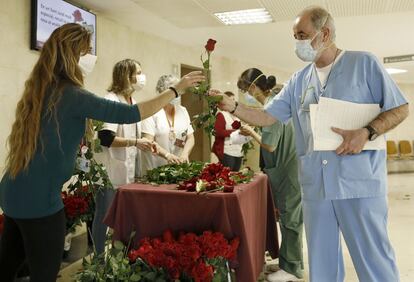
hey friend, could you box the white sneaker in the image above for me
[266,269,303,282]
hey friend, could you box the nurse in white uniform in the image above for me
[140,75,195,174]
[93,59,155,254]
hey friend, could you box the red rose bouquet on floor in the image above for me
[128,229,239,282]
[62,186,94,234]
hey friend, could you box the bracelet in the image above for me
[164,152,171,159]
[230,101,238,114]
[126,139,131,147]
[169,87,179,98]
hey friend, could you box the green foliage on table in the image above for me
[143,161,205,185]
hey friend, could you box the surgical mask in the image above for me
[244,92,258,106]
[169,96,181,106]
[294,31,324,62]
[78,54,97,77]
[133,74,146,91]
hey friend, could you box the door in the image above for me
[180,64,211,162]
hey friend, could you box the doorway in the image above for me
[180,64,211,162]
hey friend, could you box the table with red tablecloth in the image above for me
[104,174,278,282]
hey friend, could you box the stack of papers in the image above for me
[310,97,386,151]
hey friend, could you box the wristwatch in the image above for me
[364,125,378,141]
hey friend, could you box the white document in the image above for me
[310,97,386,151]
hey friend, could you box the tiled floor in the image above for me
[57,173,414,282]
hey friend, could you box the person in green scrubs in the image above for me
[238,68,304,282]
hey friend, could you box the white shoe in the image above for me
[266,269,302,282]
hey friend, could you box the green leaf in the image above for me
[206,95,223,103]
[113,240,125,250]
[144,272,157,280]
[130,273,141,281]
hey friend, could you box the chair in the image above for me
[386,140,399,160]
[398,140,414,159]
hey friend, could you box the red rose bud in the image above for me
[223,184,234,193]
[205,38,217,52]
[231,120,241,129]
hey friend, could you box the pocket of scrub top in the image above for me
[339,152,373,180]
[298,154,315,185]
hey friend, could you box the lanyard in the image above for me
[165,108,176,141]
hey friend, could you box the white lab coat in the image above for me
[96,93,140,187]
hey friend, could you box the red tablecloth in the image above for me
[104,174,278,282]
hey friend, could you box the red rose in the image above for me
[223,184,234,193]
[205,39,217,52]
[163,229,174,243]
[231,120,241,129]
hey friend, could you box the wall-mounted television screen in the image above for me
[31,0,96,55]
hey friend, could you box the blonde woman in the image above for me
[92,59,154,254]
[0,23,203,282]
[140,75,195,173]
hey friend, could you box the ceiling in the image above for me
[72,0,414,83]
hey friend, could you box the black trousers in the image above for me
[221,154,243,172]
[0,209,66,282]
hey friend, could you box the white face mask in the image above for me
[78,54,97,77]
[133,74,146,91]
[169,96,181,106]
[241,91,257,106]
[294,31,324,62]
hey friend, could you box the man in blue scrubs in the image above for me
[212,6,409,282]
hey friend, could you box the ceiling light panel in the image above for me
[214,8,273,25]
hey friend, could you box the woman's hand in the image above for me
[178,154,189,163]
[165,153,182,164]
[239,125,253,136]
[208,89,236,112]
[136,138,157,153]
[174,71,205,93]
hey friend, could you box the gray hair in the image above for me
[299,6,336,41]
[155,75,179,94]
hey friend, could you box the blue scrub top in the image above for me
[265,51,408,200]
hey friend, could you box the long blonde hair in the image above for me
[107,59,140,95]
[5,23,92,178]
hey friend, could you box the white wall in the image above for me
[1,0,412,177]
[0,0,291,175]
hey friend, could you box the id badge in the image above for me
[174,138,185,148]
[76,157,91,173]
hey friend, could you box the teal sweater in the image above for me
[0,84,141,218]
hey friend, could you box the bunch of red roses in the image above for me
[178,162,254,193]
[62,187,93,233]
[128,229,239,282]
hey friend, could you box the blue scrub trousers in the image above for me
[302,196,399,282]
